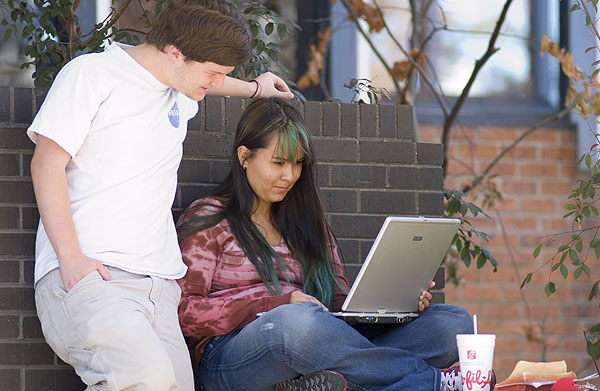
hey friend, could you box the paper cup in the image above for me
[456,334,496,391]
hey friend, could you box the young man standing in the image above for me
[28,1,292,390]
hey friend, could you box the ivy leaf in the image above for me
[476,252,486,269]
[560,264,568,279]
[277,23,287,40]
[569,249,578,263]
[544,281,556,297]
[533,243,542,258]
[265,22,274,35]
[521,273,533,289]
[461,246,471,267]
[589,281,599,301]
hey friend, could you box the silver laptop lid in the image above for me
[341,216,461,313]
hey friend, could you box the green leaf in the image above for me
[569,249,578,263]
[583,264,591,277]
[589,281,599,301]
[564,204,578,210]
[544,281,556,297]
[476,252,486,269]
[552,262,561,271]
[585,153,592,168]
[557,244,569,252]
[521,273,533,289]
[461,246,471,267]
[265,22,274,35]
[587,13,592,26]
[249,23,259,37]
[560,264,568,279]
[569,3,581,12]
[533,244,542,258]
[586,46,596,53]
[575,267,583,280]
[576,240,583,253]
[3,28,12,41]
[277,23,287,40]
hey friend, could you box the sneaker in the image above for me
[440,367,496,391]
[275,370,348,391]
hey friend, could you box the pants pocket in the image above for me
[35,288,70,363]
[68,347,111,389]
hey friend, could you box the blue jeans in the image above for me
[199,302,473,391]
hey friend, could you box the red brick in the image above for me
[494,198,518,212]
[560,165,581,178]
[528,304,561,318]
[469,215,497,230]
[447,160,474,175]
[501,180,537,194]
[541,146,577,161]
[482,303,519,318]
[521,198,558,213]
[504,146,537,159]
[480,128,519,141]
[480,268,517,283]
[462,285,501,300]
[458,144,498,159]
[495,336,523,352]
[481,161,518,176]
[502,286,525,300]
[543,320,580,335]
[474,320,498,334]
[541,182,575,195]
[419,126,440,142]
[523,129,559,143]
[541,217,571,231]
[500,217,538,230]
[449,127,476,140]
[520,163,559,178]
[559,130,577,143]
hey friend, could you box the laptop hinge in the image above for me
[377,308,387,314]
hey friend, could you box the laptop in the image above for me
[332,215,461,324]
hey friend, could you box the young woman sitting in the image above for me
[176,98,476,391]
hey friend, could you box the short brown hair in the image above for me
[146,0,251,66]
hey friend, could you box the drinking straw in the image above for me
[473,314,478,335]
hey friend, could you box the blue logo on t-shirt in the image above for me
[168,102,180,128]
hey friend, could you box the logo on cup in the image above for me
[467,350,476,360]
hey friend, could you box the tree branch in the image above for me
[338,0,402,97]
[372,0,449,114]
[442,0,514,177]
[82,0,134,46]
[461,108,570,194]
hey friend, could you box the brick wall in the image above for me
[0,88,445,390]
[420,124,600,382]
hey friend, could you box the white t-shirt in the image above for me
[28,43,199,284]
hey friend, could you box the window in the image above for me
[329,0,567,126]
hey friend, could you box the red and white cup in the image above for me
[456,334,496,391]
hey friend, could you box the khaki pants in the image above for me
[35,266,194,391]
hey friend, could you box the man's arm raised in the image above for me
[30,135,111,291]
[208,71,294,100]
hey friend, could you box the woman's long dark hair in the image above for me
[178,98,344,308]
